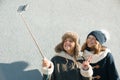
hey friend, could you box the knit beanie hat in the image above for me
[87,29,110,44]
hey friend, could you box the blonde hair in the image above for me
[81,41,106,54]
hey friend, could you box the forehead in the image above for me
[87,35,96,39]
[64,37,74,41]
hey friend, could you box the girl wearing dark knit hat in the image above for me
[81,30,120,80]
[42,31,93,80]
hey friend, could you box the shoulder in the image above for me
[104,48,114,59]
[106,52,113,57]
[105,52,115,63]
[51,55,66,62]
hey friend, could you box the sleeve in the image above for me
[106,53,120,80]
[42,61,54,75]
[42,60,54,80]
[77,56,93,78]
[80,65,93,77]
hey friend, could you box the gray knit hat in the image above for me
[87,29,110,44]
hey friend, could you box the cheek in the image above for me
[71,43,76,48]
[87,39,96,44]
[92,40,97,45]
[87,40,96,47]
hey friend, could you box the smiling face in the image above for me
[86,35,97,48]
[63,37,75,55]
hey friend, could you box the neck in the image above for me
[86,47,94,51]
[67,51,74,56]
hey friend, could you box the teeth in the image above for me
[65,46,70,50]
[66,47,70,50]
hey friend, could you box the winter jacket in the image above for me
[42,51,93,80]
[83,48,120,80]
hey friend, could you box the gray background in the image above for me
[0,0,120,80]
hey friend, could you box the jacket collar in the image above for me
[56,51,75,61]
[83,48,111,63]
[55,51,83,61]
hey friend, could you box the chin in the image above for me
[87,45,92,48]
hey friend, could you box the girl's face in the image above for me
[63,38,75,54]
[86,35,97,48]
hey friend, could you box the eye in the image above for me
[64,40,67,42]
[69,40,74,42]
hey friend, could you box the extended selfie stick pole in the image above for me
[17,4,45,59]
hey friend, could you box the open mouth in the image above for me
[64,45,71,50]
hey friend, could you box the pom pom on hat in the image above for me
[87,29,110,44]
[100,29,110,42]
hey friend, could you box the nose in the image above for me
[65,40,70,44]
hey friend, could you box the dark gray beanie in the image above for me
[87,30,110,44]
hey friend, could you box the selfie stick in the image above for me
[17,4,45,59]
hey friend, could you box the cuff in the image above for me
[80,65,93,77]
[42,61,54,75]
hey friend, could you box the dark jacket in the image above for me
[43,51,93,80]
[83,49,120,80]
